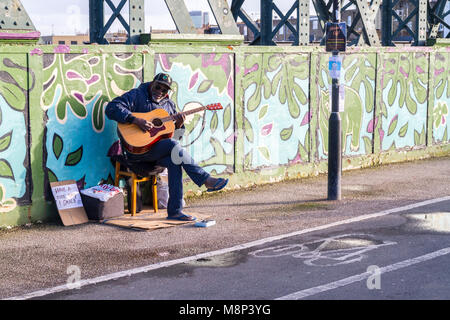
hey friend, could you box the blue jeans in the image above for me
[126,139,210,216]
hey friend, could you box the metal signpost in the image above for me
[326,0,346,201]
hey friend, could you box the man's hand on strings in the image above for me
[133,117,153,132]
[173,113,186,129]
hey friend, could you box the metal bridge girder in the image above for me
[355,0,382,46]
[231,0,310,46]
[0,0,36,31]
[89,0,145,44]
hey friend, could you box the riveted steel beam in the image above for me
[231,0,308,45]
[0,0,36,30]
[89,0,145,44]
[164,0,196,34]
[129,0,145,43]
[428,0,450,38]
[207,0,240,35]
[355,0,382,46]
[417,0,428,45]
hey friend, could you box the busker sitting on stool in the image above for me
[105,73,228,221]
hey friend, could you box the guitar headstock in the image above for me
[206,103,223,111]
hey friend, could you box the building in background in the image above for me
[40,34,89,45]
[190,11,203,29]
[40,31,129,44]
[202,12,210,27]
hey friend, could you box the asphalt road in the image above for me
[2,156,450,302]
[33,197,450,300]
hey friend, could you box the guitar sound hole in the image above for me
[152,118,163,127]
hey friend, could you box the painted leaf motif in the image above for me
[93,94,108,132]
[280,125,293,141]
[414,127,426,145]
[258,146,270,161]
[65,146,83,166]
[0,131,12,152]
[259,105,268,120]
[0,56,29,111]
[269,54,309,119]
[165,53,231,95]
[383,53,427,115]
[388,115,398,136]
[197,80,213,93]
[52,133,63,160]
[0,159,14,180]
[398,122,409,138]
[362,136,372,154]
[434,53,450,100]
[210,112,218,134]
[223,104,231,131]
[185,113,202,136]
[343,54,376,113]
[261,123,273,136]
[242,54,271,112]
[47,168,58,183]
[42,53,141,127]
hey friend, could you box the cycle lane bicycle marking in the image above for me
[249,233,397,267]
[275,247,450,300]
[6,196,450,300]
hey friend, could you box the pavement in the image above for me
[1,155,450,299]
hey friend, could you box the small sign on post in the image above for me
[325,22,347,52]
[329,55,342,79]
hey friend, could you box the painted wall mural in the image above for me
[315,53,376,160]
[41,52,143,189]
[379,52,429,150]
[432,52,450,143]
[0,54,31,212]
[155,53,235,175]
[0,45,449,227]
[242,53,310,170]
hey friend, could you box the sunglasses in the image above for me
[154,84,169,94]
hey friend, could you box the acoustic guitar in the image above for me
[118,103,223,154]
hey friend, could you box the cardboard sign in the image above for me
[50,180,88,226]
[325,22,347,52]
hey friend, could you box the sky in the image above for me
[20,0,300,36]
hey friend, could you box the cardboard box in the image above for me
[80,191,124,221]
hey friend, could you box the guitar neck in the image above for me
[160,106,207,122]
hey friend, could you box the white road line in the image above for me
[276,247,450,300]
[5,195,450,300]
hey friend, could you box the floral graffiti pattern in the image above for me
[42,53,143,187]
[156,53,234,175]
[433,52,450,143]
[0,54,31,211]
[380,52,428,150]
[316,53,375,159]
[242,53,310,169]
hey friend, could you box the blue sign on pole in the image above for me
[329,55,342,79]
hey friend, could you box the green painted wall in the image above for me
[0,43,449,228]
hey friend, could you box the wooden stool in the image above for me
[114,161,158,216]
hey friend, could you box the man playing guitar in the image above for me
[105,73,228,221]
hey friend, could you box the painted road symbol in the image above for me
[249,233,396,267]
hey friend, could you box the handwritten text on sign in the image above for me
[52,183,83,210]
